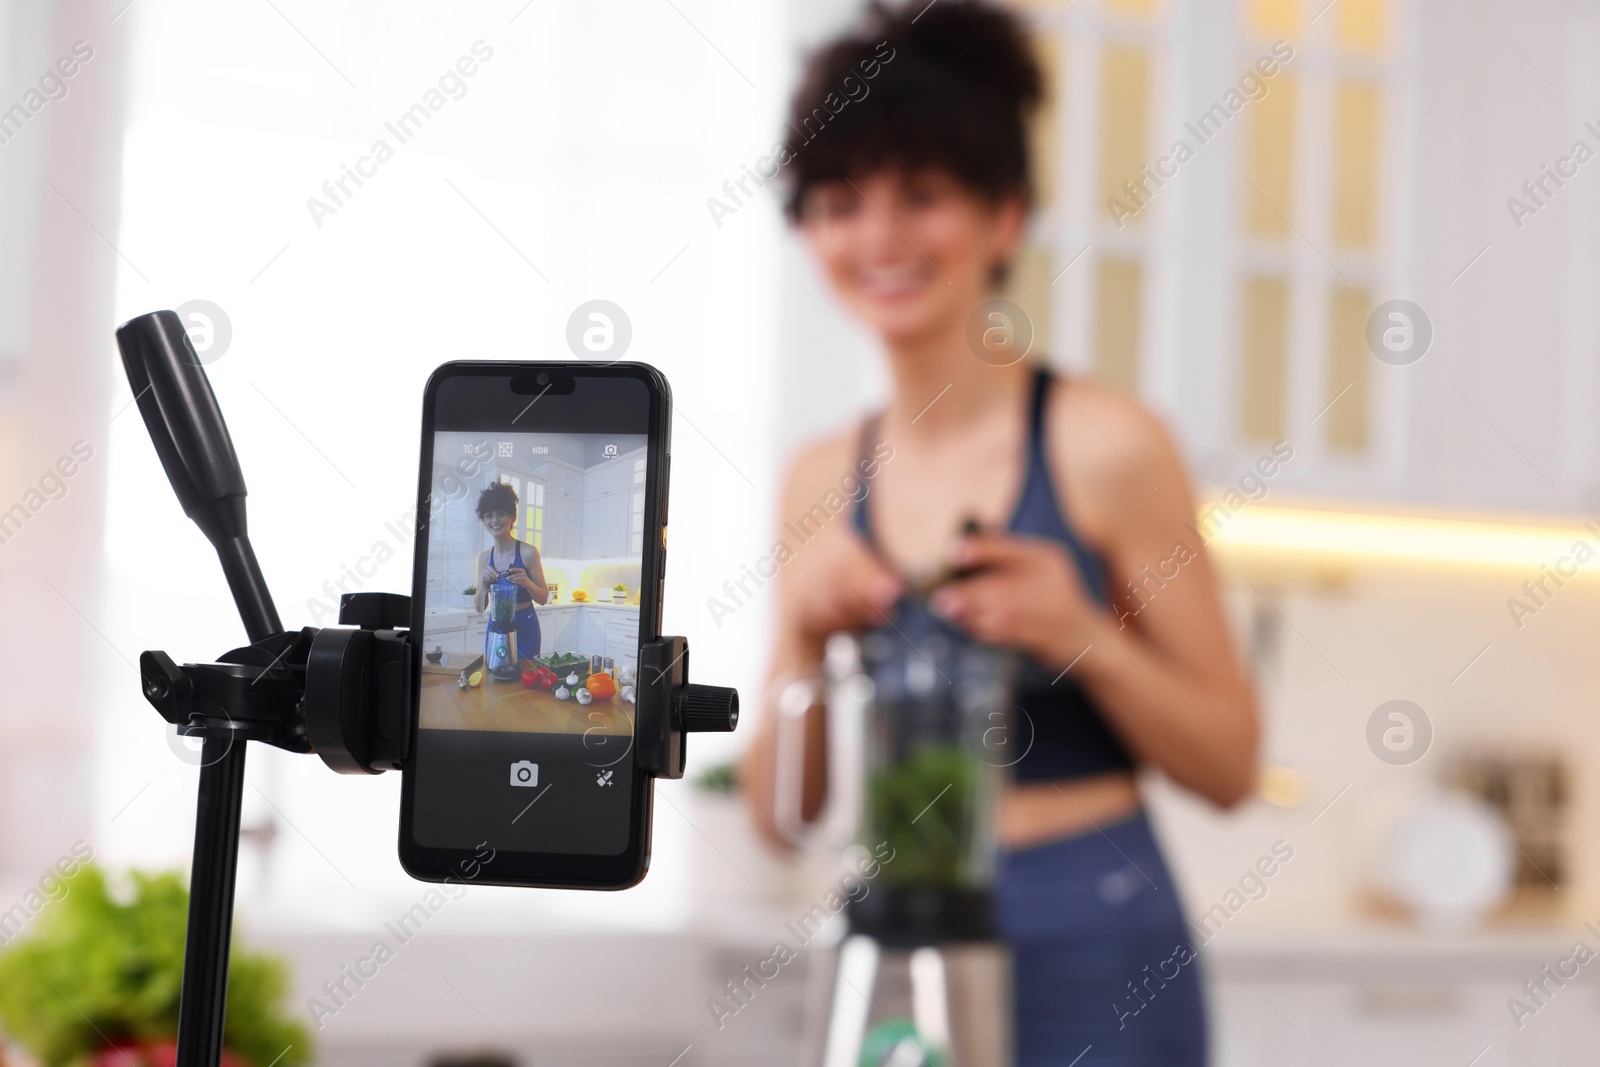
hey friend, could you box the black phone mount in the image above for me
[116,310,738,1067]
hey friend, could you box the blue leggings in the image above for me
[996,811,1208,1066]
[514,605,541,661]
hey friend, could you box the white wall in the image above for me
[87,0,789,933]
[0,0,126,890]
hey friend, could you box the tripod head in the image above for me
[115,310,738,1067]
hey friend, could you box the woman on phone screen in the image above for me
[744,3,1259,1064]
[473,482,549,662]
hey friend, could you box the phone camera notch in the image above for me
[511,368,574,395]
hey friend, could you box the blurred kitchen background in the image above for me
[0,0,1597,1064]
[421,430,646,672]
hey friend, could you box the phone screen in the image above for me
[402,364,665,886]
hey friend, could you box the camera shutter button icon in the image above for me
[510,760,539,787]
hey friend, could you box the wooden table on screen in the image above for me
[418,663,632,735]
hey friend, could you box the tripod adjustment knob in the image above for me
[679,684,739,733]
[139,650,194,720]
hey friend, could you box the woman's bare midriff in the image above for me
[997,770,1142,848]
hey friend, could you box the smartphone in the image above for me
[400,361,670,889]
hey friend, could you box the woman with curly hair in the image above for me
[473,481,549,662]
[746,3,1258,1062]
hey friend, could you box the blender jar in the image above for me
[484,572,520,682]
[776,599,1018,935]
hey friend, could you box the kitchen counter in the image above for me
[429,600,638,615]
[1199,921,1600,979]
[417,664,633,734]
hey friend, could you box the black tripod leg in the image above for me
[176,736,248,1067]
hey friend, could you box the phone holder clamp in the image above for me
[138,592,416,776]
[140,598,738,782]
[636,635,739,779]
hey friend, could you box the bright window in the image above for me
[1094,258,1144,390]
[527,479,545,552]
[1097,48,1153,228]
[97,0,784,937]
[1235,0,1392,455]
[1239,275,1291,440]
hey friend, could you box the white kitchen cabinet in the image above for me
[531,606,640,665]
[545,462,582,499]
[561,503,582,559]
[425,618,488,659]
[584,456,632,500]
[574,450,644,559]
[538,605,579,655]
[576,607,606,659]
[425,626,467,654]
[582,492,630,558]
[605,611,639,670]
[542,493,576,558]
[1208,932,1600,1067]
[539,462,586,559]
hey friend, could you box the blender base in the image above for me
[803,933,1013,1067]
[844,886,997,947]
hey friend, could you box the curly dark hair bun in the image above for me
[874,0,1043,111]
[475,481,519,519]
[783,0,1043,220]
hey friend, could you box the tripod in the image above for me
[116,310,737,1067]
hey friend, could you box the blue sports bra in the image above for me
[851,365,1135,783]
[488,540,536,610]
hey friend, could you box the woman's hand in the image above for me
[929,531,1110,670]
[786,528,904,642]
[506,566,536,596]
[481,564,499,586]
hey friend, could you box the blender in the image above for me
[483,570,521,682]
[777,601,1019,1067]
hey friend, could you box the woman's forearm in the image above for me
[1073,621,1258,807]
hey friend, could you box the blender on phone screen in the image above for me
[484,568,521,682]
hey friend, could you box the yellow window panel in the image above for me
[1094,258,1143,390]
[999,243,1055,360]
[1244,73,1297,238]
[1336,0,1386,53]
[1247,0,1299,39]
[1103,0,1159,16]
[1324,285,1370,452]
[1098,47,1152,226]
[1239,275,1290,441]
[1330,82,1380,247]
[1029,34,1063,210]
